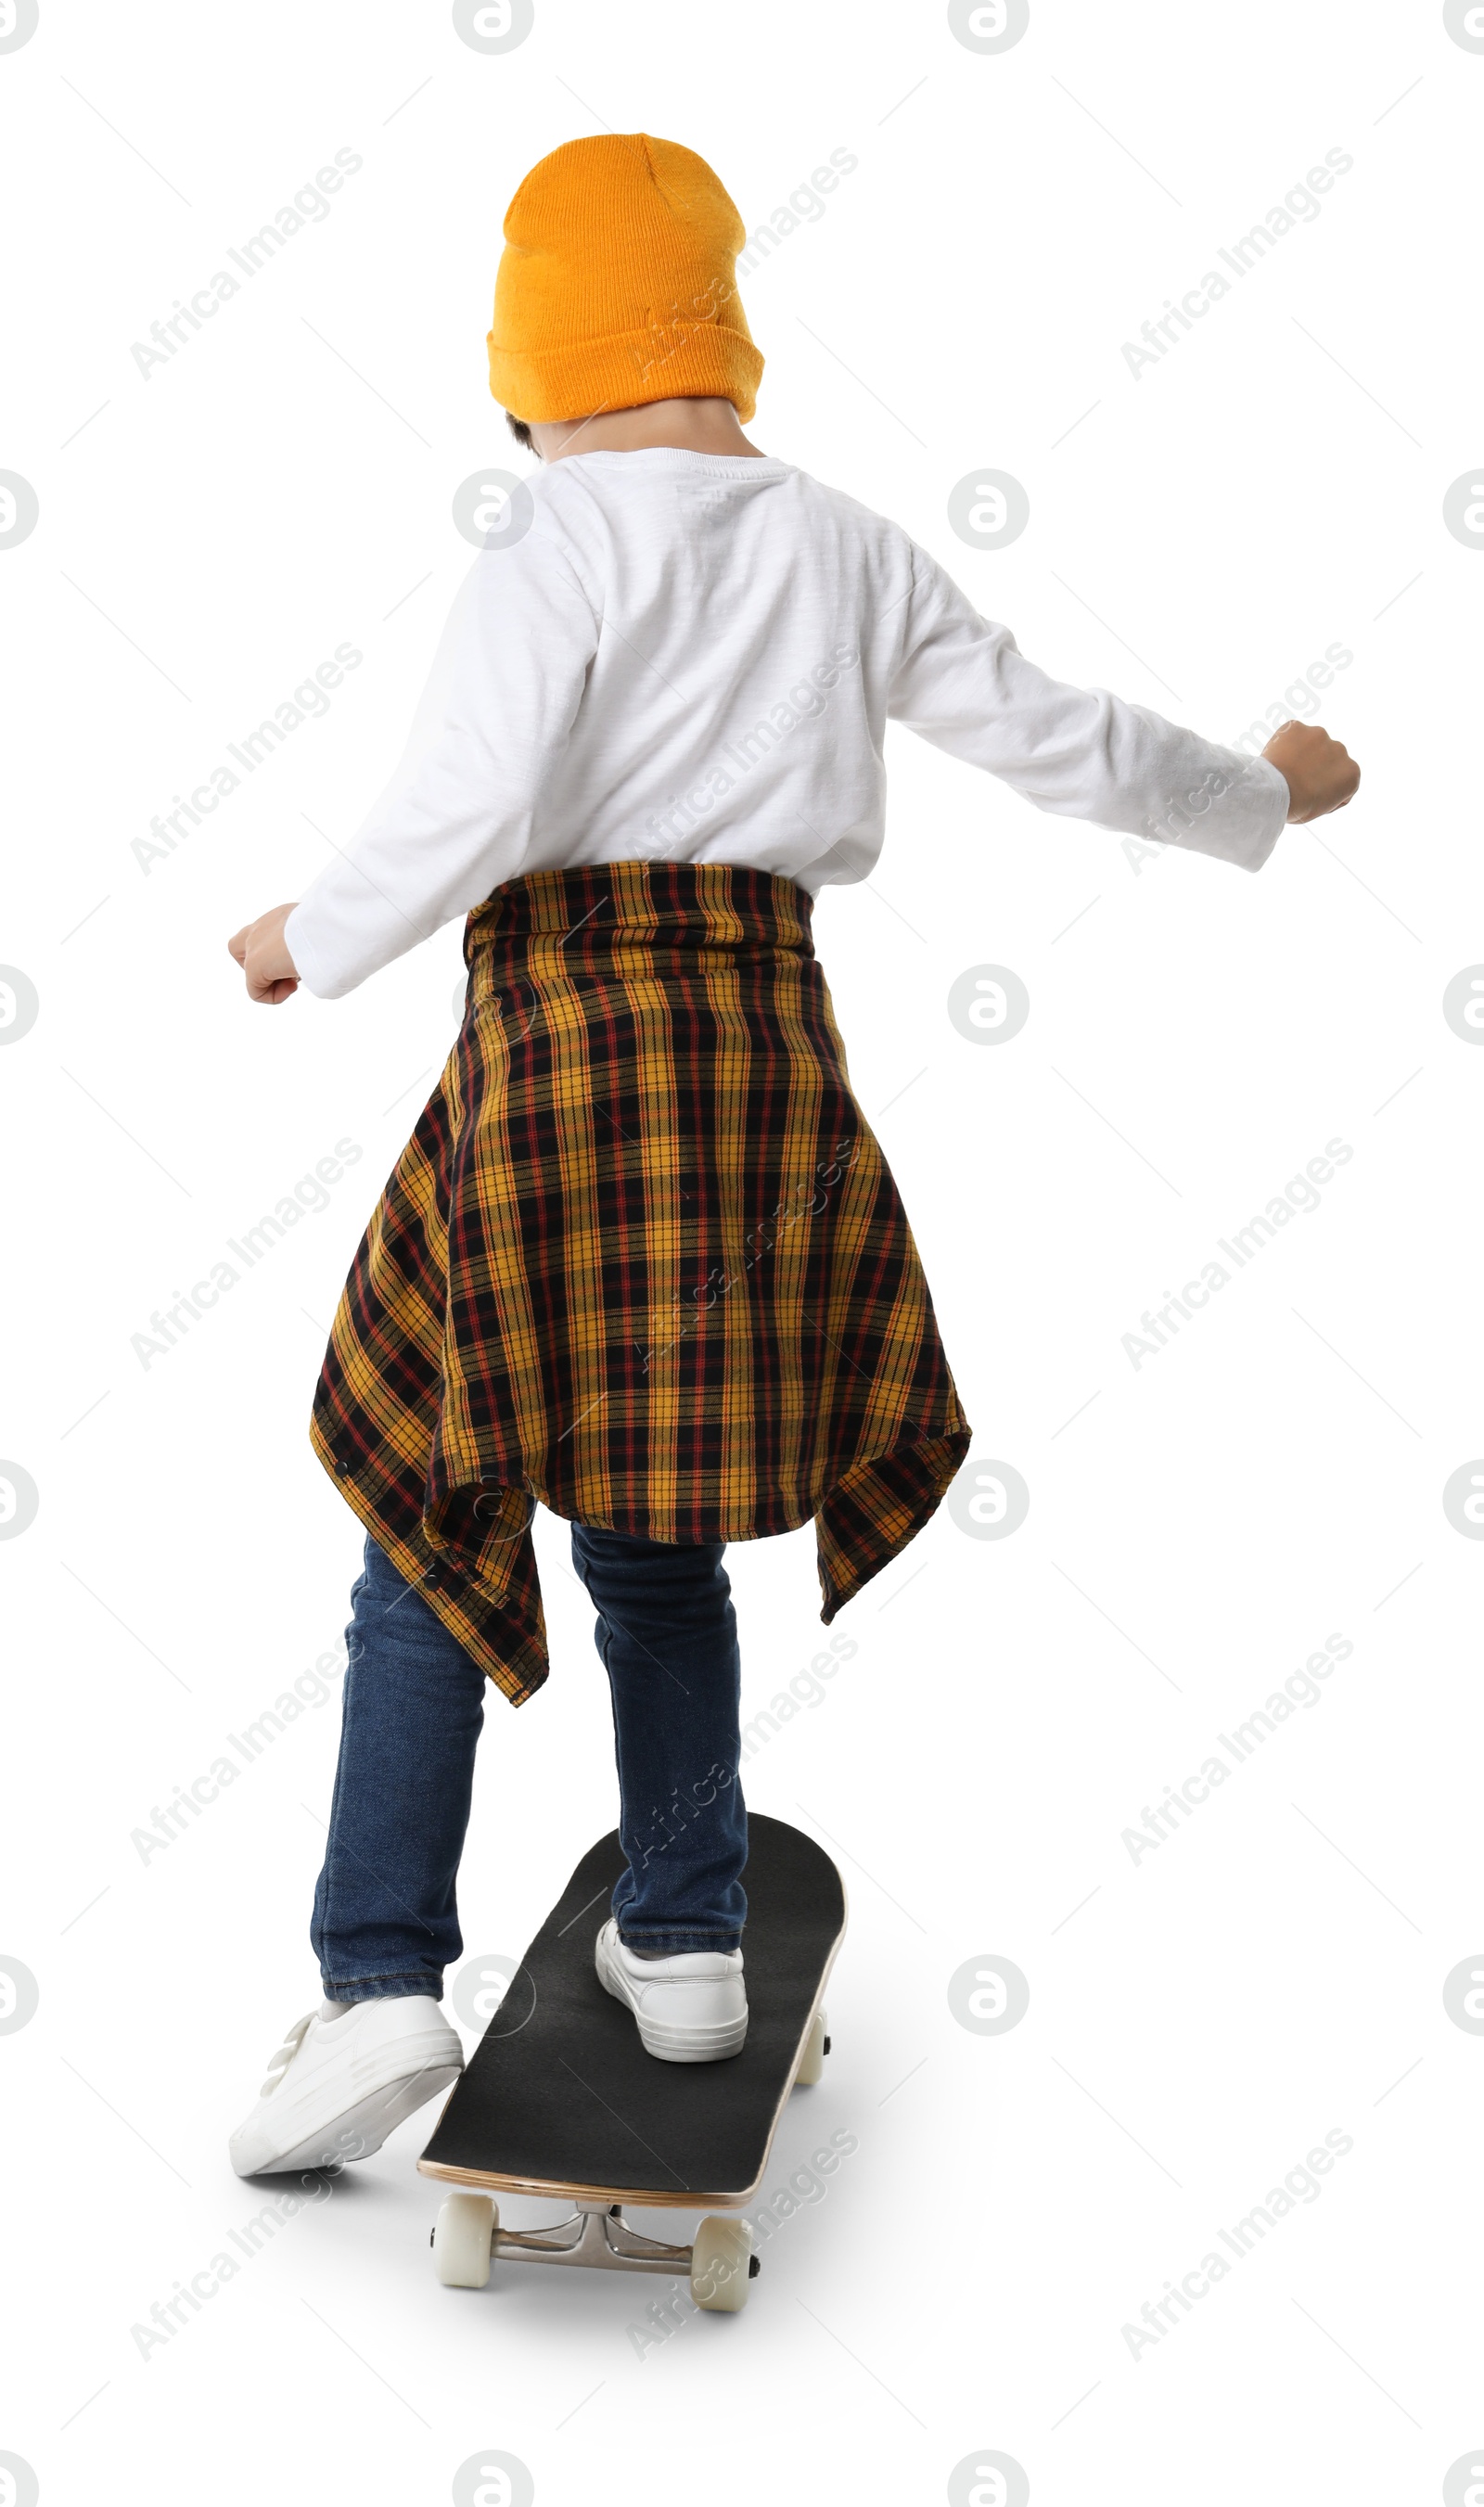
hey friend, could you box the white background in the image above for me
[2,2,1482,2501]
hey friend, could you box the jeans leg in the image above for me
[311,1536,487,2002]
[570,1523,748,1952]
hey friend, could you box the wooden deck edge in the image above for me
[415,2156,757,2210]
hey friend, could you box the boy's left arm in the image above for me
[887,544,1358,863]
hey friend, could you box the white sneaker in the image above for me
[228,1995,463,2177]
[595,1918,748,2062]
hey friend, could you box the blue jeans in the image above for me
[311,1529,748,2002]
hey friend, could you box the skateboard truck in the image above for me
[430,2192,761,2311]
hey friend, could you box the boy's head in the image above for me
[487,134,762,444]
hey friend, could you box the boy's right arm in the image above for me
[238,532,598,1004]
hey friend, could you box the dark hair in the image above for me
[505,411,533,452]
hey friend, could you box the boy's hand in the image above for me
[228,903,301,1004]
[1261,721,1360,825]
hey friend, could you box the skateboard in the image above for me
[418,1812,846,2312]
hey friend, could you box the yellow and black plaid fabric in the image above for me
[311,862,971,1705]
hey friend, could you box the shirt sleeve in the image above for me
[886,542,1289,872]
[285,528,599,999]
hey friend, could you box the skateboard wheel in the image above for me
[432,2193,497,2288]
[690,2215,753,2312]
[796,2007,828,2087]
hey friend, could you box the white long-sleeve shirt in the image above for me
[285,449,1288,999]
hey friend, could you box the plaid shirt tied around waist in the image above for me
[311,862,971,1704]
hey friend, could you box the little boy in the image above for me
[225,134,1357,2177]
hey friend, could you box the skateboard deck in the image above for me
[418,1813,845,2212]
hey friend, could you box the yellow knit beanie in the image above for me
[487,134,764,425]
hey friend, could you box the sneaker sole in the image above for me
[630,2016,748,2063]
[234,2060,462,2177]
[595,1944,748,2064]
